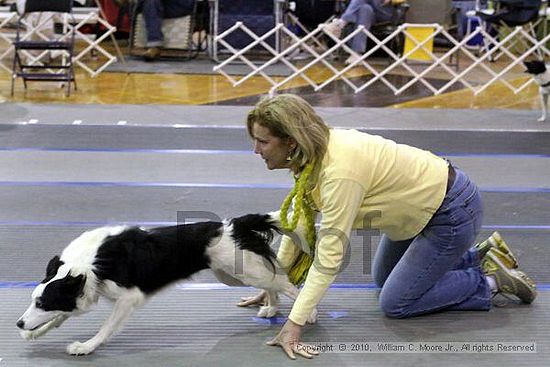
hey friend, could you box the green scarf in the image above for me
[279,163,317,285]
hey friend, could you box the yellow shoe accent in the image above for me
[484,252,537,304]
[488,232,519,267]
[477,232,519,271]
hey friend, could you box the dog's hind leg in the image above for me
[539,93,548,122]
[66,288,145,355]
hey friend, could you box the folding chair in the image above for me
[290,0,341,33]
[284,0,344,58]
[476,0,543,59]
[369,0,410,56]
[333,0,410,62]
[209,0,285,62]
[11,0,76,96]
[478,0,541,26]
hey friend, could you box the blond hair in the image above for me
[246,94,330,173]
[247,94,330,285]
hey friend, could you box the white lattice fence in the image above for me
[213,21,550,96]
[0,8,19,73]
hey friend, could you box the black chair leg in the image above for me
[10,74,15,96]
[10,53,17,96]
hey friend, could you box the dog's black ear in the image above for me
[62,274,87,297]
[42,255,64,283]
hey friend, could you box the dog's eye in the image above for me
[35,299,44,309]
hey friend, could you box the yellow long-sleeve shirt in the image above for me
[279,129,449,325]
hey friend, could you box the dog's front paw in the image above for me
[538,115,546,122]
[257,305,278,318]
[67,341,96,356]
[307,308,318,324]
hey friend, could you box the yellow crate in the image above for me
[403,26,435,62]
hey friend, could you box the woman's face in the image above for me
[251,123,295,171]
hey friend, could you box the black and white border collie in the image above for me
[16,212,317,355]
[524,60,550,122]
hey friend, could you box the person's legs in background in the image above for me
[142,0,194,61]
[324,0,374,63]
[325,0,397,64]
[341,0,374,57]
[142,0,164,60]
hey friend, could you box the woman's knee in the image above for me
[348,0,368,7]
[357,4,376,24]
[378,289,410,319]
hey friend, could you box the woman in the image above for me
[239,94,537,360]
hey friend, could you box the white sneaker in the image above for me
[287,47,311,61]
[344,53,362,66]
[324,19,343,39]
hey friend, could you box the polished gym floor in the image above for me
[0,47,549,366]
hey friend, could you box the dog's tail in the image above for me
[266,210,309,252]
[265,210,282,228]
[229,213,282,272]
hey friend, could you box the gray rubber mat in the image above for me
[2,105,550,132]
[2,124,550,154]
[1,288,548,367]
[1,106,548,367]
[0,151,549,190]
[105,58,294,76]
[0,186,547,225]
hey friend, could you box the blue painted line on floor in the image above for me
[481,187,550,193]
[0,147,252,155]
[0,220,548,230]
[1,147,550,159]
[329,284,379,289]
[438,153,550,159]
[327,311,349,319]
[0,181,550,193]
[483,225,550,230]
[0,282,39,288]
[0,221,548,231]
[0,181,292,189]
[0,220,176,226]
[252,316,287,325]
[2,282,550,290]
[169,124,246,129]
[252,312,347,323]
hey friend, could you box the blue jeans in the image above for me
[340,0,394,53]
[372,166,491,318]
[141,0,194,47]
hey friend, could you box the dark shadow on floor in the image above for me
[209,74,466,107]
